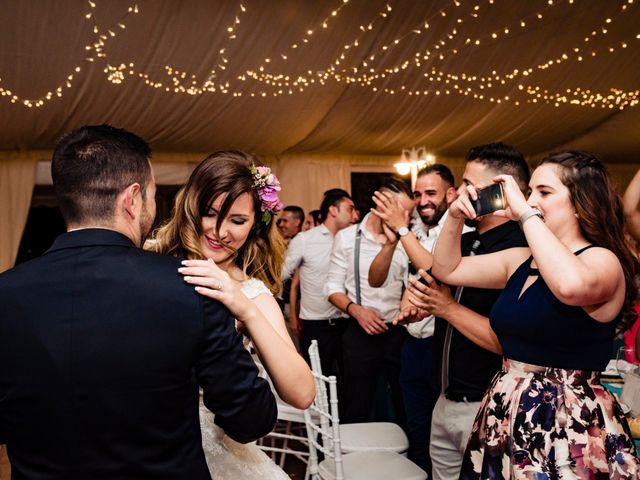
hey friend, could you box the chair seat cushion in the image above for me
[319,450,426,480]
[340,422,409,453]
[276,401,306,423]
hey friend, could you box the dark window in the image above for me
[15,185,181,265]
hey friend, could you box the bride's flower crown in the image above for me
[249,164,284,225]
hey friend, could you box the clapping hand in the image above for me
[405,270,456,319]
[393,306,429,326]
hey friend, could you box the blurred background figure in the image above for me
[276,205,305,340]
[327,178,415,425]
[277,205,304,242]
[622,168,640,363]
[369,164,459,476]
[623,168,640,247]
[283,190,358,381]
[303,209,321,231]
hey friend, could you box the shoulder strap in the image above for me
[354,223,362,305]
[574,244,595,256]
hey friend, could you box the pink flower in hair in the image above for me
[249,164,283,225]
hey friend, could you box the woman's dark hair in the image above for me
[540,151,639,332]
[152,150,285,295]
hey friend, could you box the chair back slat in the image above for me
[304,340,345,480]
[328,375,344,479]
[308,341,332,447]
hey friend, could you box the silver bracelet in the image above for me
[518,208,544,227]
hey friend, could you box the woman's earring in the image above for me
[574,213,579,218]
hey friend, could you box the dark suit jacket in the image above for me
[0,229,277,480]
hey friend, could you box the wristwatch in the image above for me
[396,226,409,239]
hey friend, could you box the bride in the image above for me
[151,150,315,479]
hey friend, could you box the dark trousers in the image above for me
[300,319,348,379]
[341,320,407,426]
[399,335,439,475]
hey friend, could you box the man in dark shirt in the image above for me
[427,143,530,480]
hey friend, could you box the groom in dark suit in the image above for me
[0,125,277,479]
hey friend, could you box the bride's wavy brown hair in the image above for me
[540,151,639,332]
[151,150,286,295]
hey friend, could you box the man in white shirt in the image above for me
[277,205,305,340]
[282,191,358,377]
[277,205,304,242]
[326,179,415,424]
[369,164,459,475]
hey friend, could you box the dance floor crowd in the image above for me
[1,126,639,479]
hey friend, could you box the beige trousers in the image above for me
[429,394,482,480]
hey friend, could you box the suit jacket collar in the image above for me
[46,228,137,254]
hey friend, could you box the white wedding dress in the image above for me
[199,277,290,480]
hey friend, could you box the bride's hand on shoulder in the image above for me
[179,259,256,321]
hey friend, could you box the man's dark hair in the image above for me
[320,192,352,223]
[466,142,530,191]
[309,209,321,226]
[416,163,455,189]
[378,177,412,197]
[323,188,350,197]
[51,124,151,226]
[283,205,305,224]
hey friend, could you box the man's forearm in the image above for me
[368,243,396,287]
[328,292,354,316]
[401,233,433,272]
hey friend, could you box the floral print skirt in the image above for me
[460,358,640,479]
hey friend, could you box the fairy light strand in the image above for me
[0,0,637,110]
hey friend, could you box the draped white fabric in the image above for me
[0,155,38,272]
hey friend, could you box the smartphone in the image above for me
[417,269,440,286]
[470,182,505,216]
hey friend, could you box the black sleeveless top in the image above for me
[489,246,616,371]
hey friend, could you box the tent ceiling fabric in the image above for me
[1,0,639,162]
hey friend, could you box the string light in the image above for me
[242,0,636,109]
[333,0,630,89]
[0,0,140,107]
[0,0,638,110]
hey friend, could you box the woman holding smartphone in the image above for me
[412,151,640,478]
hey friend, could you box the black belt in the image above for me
[444,391,484,403]
[301,318,344,326]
